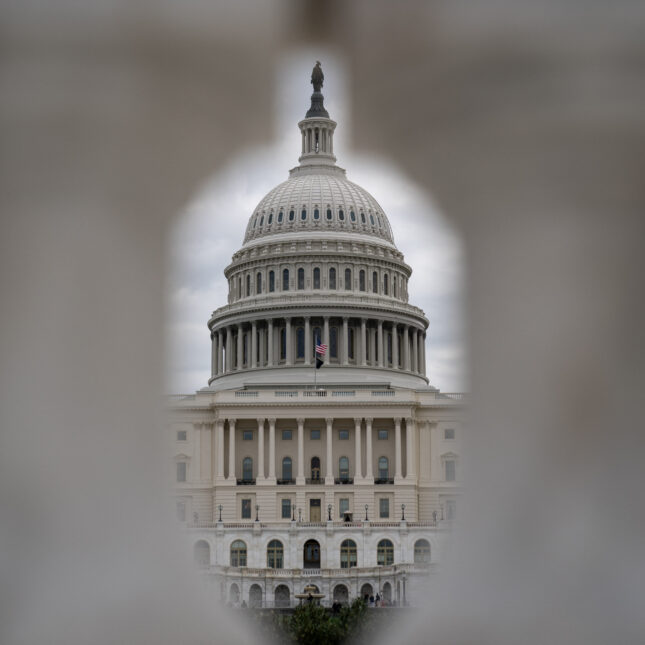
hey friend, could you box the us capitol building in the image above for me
[169,63,463,609]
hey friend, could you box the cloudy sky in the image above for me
[166,51,467,395]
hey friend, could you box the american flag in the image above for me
[315,343,328,356]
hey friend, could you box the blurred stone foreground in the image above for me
[1,1,644,644]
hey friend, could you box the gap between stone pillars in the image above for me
[325,417,334,484]
[360,318,367,366]
[304,317,311,366]
[296,417,305,484]
[392,323,399,369]
[236,324,243,370]
[227,418,236,482]
[216,420,225,482]
[405,417,416,480]
[210,333,217,378]
[354,418,363,481]
[403,325,410,371]
[259,325,265,368]
[323,317,330,361]
[342,317,349,366]
[377,321,384,367]
[267,417,276,482]
[394,417,403,481]
[257,417,265,481]
[267,319,274,367]
[286,318,292,366]
[225,327,233,372]
[251,321,257,368]
[365,418,374,481]
[217,330,223,375]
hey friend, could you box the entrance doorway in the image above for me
[303,539,320,568]
[309,498,321,522]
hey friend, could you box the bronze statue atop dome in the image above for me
[311,61,324,92]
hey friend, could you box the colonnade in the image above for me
[208,416,418,484]
[210,316,427,378]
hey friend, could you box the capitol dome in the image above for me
[207,69,430,391]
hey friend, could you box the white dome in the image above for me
[243,165,394,245]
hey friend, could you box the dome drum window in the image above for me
[289,209,295,221]
[301,208,307,221]
[268,212,273,224]
[350,210,356,222]
[313,208,320,220]
[326,208,332,220]
[278,210,284,223]
[338,209,345,221]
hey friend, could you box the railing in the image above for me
[275,390,298,398]
[374,478,394,485]
[306,478,324,485]
[277,478,295,485]
[236,478,256,485]
[235,390,258,398]
[331,390,355,397]
[371,390,394,397]
[334,478,354,485]
[303,390,327,397]
[185,519,438,529]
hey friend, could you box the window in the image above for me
[330,327,338,358]
[361,212,366,223]
[278,210,283,223]
[310,429,321,440]
[329,267,336,289]
[377,539,394,566]
[297,267,305,290]
[282,269,289,291]
[340,539,357,568]
[267,540,284,568]
[359,270,365,291]
[313,267,320,289]
[370,213,375,225]
[313,208,320,220]
[414,539,431,563]
[393,278,397,298]
[384,274,389,295]
[344,268,352,290]
[339,498,349,518]
[238,277,242,298]
[268,212,273,224]
[378,457,389,480]
[282,457,292,481]
[243,430,253,441]
[339,456,349,480]
[253,215,258,228]
[281,499,292,519]
[241,500,251,520]
[338,209,345,220]
[379,498,390,518]
[350,210,356,222]
[289,209,295,221]
[269,270,275,292]
[282,430,292,440]
[176,462,187,482]
[256,272,262,294]
[311,456,321,479]
[176,500,186,522]
[176,430,187,441]
[339,430,349,440]
[372,271,378,293]
[242,457,253,481]
[444,428,455,440]
[259,215,264,226]
[387,333,392,364]
[243,333,248,364]
[348,328,355,360]
[301,208,307,220]
[230,539,247,566]
[326,208,332,220]
[296,327,305,358]
[446,500,457,520]
[445,459,456,482]
[378,430,388,440]
[280,328,286,360]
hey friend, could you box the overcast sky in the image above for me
[166,52,466,394]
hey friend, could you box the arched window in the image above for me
[194,540,210,568]
[326,208,332,220]
[348,328,355,360]
[246,274,251,296]
[377,539,394,566]
[268,212,273,224]
[278,210,283,223]
[289,209,295,221]
[344,268,352,290]
[301,208,307,221]
[311,456,321,481]
[242,457,253,482]
[259,215,264,226]
[274,584,290,608]
[230,540,247,567]
[297,267,305,290]
[282,268,289,291]
[329,267,336,290]
[339,456,349,481]
[296,327,305,359]
[359,270,365,292]
[339,209,345,221]
[378,456,389,480]
[253,215,258,228]
[414,539,431,564]
[370,213,375,225]
[350,210,356,222]
[256,272,262,294]
[330,327,338,358]
[313,267,320,289]
[313,208,320,220]
[361,212,366,223]
[372,271,378,293]
[282,457,292,481]
[340,539,357,569]
[267,540,284,569]
[269,270,275,292]
[384,274,389,295]
[280,328,286,360]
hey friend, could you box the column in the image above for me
[360,318,367,366]
[405,417,416,480]
[217,330,223,375]
[211,333,217,377]
[285,318,292,366]
[323,316,330,355]
[267,319,274,367]
[227,419,236,482]
[421,333,427,376]
[369,325,376,366]
[236,324,243,370]
[225,327,233,372]
[297,417,305,484]
[377,321,384,367]
[403,325,410,371]
[354,418,362,480]
[411,328,418,373]
[257,417,265,480]
[259,325,265,368]
[394,417,403,480]
[342,317,349,366]
[251,321,257,368]
[392,323,399,369]
[325,417,334,484]
[267,417,276,481]
[216,420,225,480]
[304,317,311,366]
[365,418,373,481]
